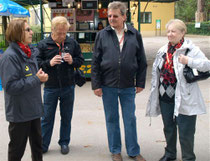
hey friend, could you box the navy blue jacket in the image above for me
[0,42,43,122]
[37,35,84,88]
[91,24,147,90]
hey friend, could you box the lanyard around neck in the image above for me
[55,41,64,56]
[166,52,175,65]
[119,32,125,46]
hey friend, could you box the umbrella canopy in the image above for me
[0,0,30,17]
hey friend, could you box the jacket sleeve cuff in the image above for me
[136,82,145,88]
[187,57,193,67]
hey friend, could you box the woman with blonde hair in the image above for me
[146,19,210,161]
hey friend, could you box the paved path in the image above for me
[0,36,209,161]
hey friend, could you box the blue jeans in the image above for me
[160,100,196,161]
[102,86,140,156]
[41,85,75,151]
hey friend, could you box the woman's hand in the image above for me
[36,68,48,83]
[178,54,188,65]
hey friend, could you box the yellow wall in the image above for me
[43,7,52,32]
[28,4,52,32]
[131,2,175,36]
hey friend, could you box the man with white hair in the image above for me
[91,1,147,161]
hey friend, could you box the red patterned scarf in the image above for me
[160,38,184,84]
[17,42,32,58]
[165,38,184,73]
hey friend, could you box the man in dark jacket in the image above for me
[37,16,84,154]
[91,2,147,161]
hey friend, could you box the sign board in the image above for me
[82,0,98,10]
[48,2,56,8]
[156,19,161,29]
[195,22,200,28]
[62,0,74,7]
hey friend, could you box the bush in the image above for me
[31,25,41,33]
[186,21,210,35]
[0,34,7,50]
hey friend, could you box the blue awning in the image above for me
[0,0,30,17]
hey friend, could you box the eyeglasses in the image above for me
[24,28,32,32]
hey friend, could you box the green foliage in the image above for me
[186,21,210,35]
[0,34,7,50]
[175,0,197,22]
[32,33,42,44]
[31,25,41,33]
[175,0,209,22]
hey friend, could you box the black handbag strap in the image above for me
[184,48,190,56]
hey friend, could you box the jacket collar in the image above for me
[110,23,128,32]
[105,23,136,34]
[10,42,36,59]
[158,39,194,55]
[46,34,71,45]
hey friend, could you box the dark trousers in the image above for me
[160,100,197,161]
[8,118,43,161]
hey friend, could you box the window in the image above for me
[140,12,152,23]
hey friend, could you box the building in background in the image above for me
[26,1,175,36]
[29,4,51,32]
[130,1,175,36]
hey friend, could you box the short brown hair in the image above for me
[6,19,27,43]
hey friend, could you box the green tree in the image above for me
[175,0,197,22]
[175,0,209,22]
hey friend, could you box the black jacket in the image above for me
[37,35,84,88]
[0,42,43,122]
[91,24,147,90]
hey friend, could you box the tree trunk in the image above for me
[195,0,206,22]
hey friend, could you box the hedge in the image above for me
[186,22,210,35]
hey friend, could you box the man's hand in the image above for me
[136,87,144,94]
[63,53,73,65]
[50,55,62,66]
[36,68,48,83]
[94,88,103,97]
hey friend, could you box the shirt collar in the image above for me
[111,23,127,32]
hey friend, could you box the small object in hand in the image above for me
[61,52,66,63]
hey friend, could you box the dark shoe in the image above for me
[159,155,176,161]
[111,153,123,161]
[130,154,146,161]
[61,145,69,155]
[42,149,48,154]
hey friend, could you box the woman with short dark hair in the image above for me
[0,19,48,161]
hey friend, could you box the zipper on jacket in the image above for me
[56,65,63,88]
[118,56,121,88]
